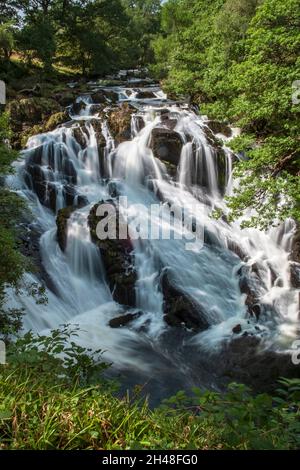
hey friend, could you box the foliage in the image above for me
[3,1,162,75]
[153,0,300,227]
[0,327,299,449]
[0,22,14,60]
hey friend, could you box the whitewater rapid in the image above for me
[6,80,299,395]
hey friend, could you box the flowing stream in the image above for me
[6,79,299,400]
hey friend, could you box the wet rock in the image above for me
[227,240,248,261]
[103,89,119,104]
[135,90,157,100]
[72,100,86,115]
[290,225,300,265]
[72,125,87,148]
[232,324,242,334]
[54,91,76,107]
[45,111,69,132]
[206,120,232,138]
[150,128,183,166]
[18,220,58,294]
[218,335,300,392]
[91,90,107,103]
[161,270,209,332]
[56,206,75,252]
[71,119,105,155]
[290,263,300,288]
[107,103,134,143]
[238,265,262,320]
[88,200,137,307]
[134,116,145,133]
[109,312,142,328]
[89,104,104,116]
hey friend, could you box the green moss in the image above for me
[45,111,68,132]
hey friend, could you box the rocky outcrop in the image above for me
[8,97,62,148]
[290,222,300,289]
[238,265,262,320]
[88,200,137,307]
[71,119,106,155]
[56,206,76,252]
[107,103,134,143]
[109,311,142,328]
[218,335,300,392]
[150,128,183,166]
[135,90,157,100]
[161,270,209,332]
[91,90,107,104]
[45,111,69,132]
[205,120,232,138]
[72,100,86,115]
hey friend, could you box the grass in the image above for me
[0,329,299,450]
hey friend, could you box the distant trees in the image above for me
[122,0,162,66]
[0,0,162,75]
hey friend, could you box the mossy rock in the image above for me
[20,125,44,148]
[107,103,134,143]
[8,97,61,127]
[45,111,69,132]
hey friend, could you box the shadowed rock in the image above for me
[88,200,137,307]
[150,128,183,166]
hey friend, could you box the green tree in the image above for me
[0,22,14,60]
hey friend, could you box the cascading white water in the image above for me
[6,79,299,394]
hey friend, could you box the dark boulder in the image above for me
[91,90,107,104]
[290,263,300,289]
[161,270,209,332]
[135,90,157,100]
[72,100,86,115]
[56,206,75,252]
[205,120,232,138]
[88,200,137,307]
[238,265,263,320]
[150,128,183,167]
[72,125,87,148]
[232,324,242,334]
[219,335,300,392]
[109,311,142,328]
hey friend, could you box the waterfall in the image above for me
[6,78,299,395]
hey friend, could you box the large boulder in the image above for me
[45,111,69,132]
[289,223,300,288]
[88,200,137,307]
[8,97,62,149]
[107,103,134,143]
[150,127,183,166]
[205,120,232,138]
[109,312,142,329]
[161,270,209,332]
[56,206,76,252]
[91,90,107,104]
